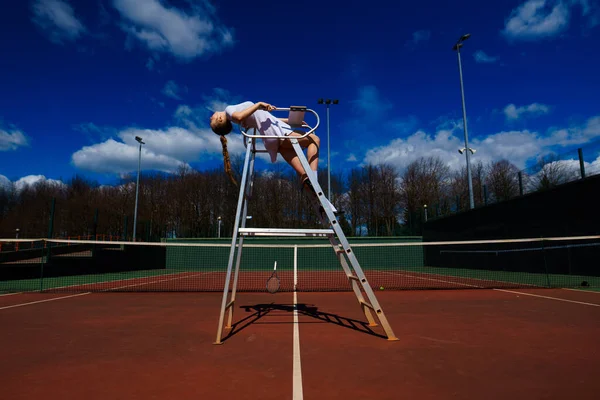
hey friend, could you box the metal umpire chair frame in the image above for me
[214,106,398,344]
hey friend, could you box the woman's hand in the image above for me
[258,102,275,111]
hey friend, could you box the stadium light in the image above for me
[458,148,476,155]
[453,33,475,209]
[317,98,339,199]
[217,216,222,238]
[133,136,145,242]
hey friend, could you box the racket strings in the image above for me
[266,276,280,293]
[266,260,280,293]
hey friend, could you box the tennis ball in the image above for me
[379,286,384,290]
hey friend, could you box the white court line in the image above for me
[101,271,211,291]
[0,271,218,310]
[385,271,600,307]
[384,269,541,289]
[383,271,483,288]
[0,292,90,310]
[0,292,22,297]
[495,289,600,307]
[41,270,204,292]
[292,290,303,400]
[563,288,600,294]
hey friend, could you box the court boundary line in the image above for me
[31,270,221,292]
[385,271,600,307]
[494,289,600,307]
[0,292,22,297]
[0,271,222,310]
[562,288,600,294]
[382,270,542,289]
[0,292,91,310]
[99,271,220,292]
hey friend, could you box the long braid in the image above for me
[220,134,238,186]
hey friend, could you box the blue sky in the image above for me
[1,0,600,189]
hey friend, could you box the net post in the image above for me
[578,148,586,179]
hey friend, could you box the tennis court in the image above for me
[1,237,600,399]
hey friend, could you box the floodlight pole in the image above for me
[453,34,475,210]
[317,98,339,199]
[133,136,145,242]
[218,216,222,238]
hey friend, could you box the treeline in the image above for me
[0,153,581,240]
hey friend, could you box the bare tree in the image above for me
[400,156,451,222]
[530,153,580,191]
[373,164,402,236]
[448,160,486,212]
[485,159,520,202]
[347,168,367,236]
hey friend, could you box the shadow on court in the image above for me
[220,302,387,342]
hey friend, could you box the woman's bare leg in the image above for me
[279,132,320,177]
[278,133,338,213]
[279,147,306,180]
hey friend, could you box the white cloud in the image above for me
[71,138,191,174]
[583,116,600,137]
[0,128,29,151]
[70,94,252,175]
[162,80,187,100]
[587,154,600,175]
[474,50,499,63]
[504,103,551,120]
[361,114,600,173]
[546,115,600,145]
[14,175,65,192]
[113,0,234,61]
[0,174,11,190]
[363,126,465,172]
[31,0,87,44]
[502,0,595,41]
[118,126,223,161]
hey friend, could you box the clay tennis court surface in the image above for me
[1,288,599,399]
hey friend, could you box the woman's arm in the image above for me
[231,102,275,123]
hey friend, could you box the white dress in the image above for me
[224,101,294,163]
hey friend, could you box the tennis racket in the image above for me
[266,261,280,294]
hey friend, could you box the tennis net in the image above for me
[1,236,599,293]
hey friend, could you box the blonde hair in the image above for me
[219,134,237,186]
[211,116,237,186]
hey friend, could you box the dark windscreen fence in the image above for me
[1,236,598,293]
